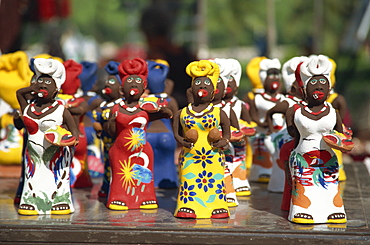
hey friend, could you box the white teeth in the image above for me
[102,89,106,94]
[313,94,318,99]
[198,91,203,97]
[38,93,43,97]
[130,90,135,95]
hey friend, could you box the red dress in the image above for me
[107,104,157,210]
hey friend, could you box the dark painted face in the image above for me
[305,75,330,105]
[264,68,281,93]
[122,75,145,99]
[191,76,214,102]
[103,75,121,99]
[224,76,237,99]
[213,76,225,101]
[35,75,57,100]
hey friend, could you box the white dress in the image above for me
[288,102,346,224]
[19,104,74,215]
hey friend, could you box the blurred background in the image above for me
[0,0,370,138]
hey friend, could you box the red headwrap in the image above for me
[294,62,304,89]
[62,59,82,95]
[118,58,148,88]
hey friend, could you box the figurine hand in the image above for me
[212,138,229,149]
[180,138,194,149]
[159,107,173,119]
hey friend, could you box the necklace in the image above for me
[119,100,139,112]
[262,92,281,102]
[304,102,328,115]
[103,98,122,108]
[30,101,59,116]
[188,103,213,117]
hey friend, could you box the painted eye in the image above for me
[108,79,116,84]
[194,80,201,85]
[310,79,317,85]
[268,74,274,79]
[217,77,222,83]
[37,78,43,83]
[135,77,142,83]
[228,76,233,82]
[31,77,36,84]
[127,77,133,83]
[204,80,211,85]
[45,80,51,84]
[319,79,327,84]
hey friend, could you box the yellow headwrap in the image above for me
[246,56,266,92]
[328,58,336,88]
[154,59,170,67]
[0,51,33,109]
[186,60,220,90]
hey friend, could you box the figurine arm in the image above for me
[229,109,240,130]
[265,101,289,134]
[173,110,193,148]
[334,110,344,133]
[331,94,347,120]
[285,106,300,147]
[249,98,266,128]
[213,110,230,149]
[16,86,35,114]
[148,107,173,122]
[240,102,252,124]
[68,100,88,116]
[63,108,79,145]
[106,110,117,138]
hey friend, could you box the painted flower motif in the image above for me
[179,181,196,204]
[215,181,226,201]
[194,147,214,168]
[202,114,217,128]
[124,127,146,151]
[196,170,215,192]
[182,115,196,129]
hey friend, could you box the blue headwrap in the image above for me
[104,61,121,84]
[29,58,36,74]
[146,60,169,94]
[79,61,98,92]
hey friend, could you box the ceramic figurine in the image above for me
[173,60,230,219]
[57,59,93,188]
[247,58,284,182]
[106,58,172,210]
[79,61,104,179]
[326,57,350,182]
[285,55,352,224]
[243,57,267,170]
[16,58,79,215]
[264,56,308,209]
[91,61,122,197]
[224,58,256,197]
[145,59,179,188]
[0,51,32,167]
[264,56,308,193]
[210,58,240,208]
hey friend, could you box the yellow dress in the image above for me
[174,104,229,219]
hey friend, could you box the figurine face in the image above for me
[213,76,225,101]
[305,75,329,105]
[264,68,281,93]
[34,75,57,100]
[224,76,237,100]
[103,75,121,99]
[191,76,214,102]
[122,75,145,99]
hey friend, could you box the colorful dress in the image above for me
[92,98,122,197]
[288,102,346,224]
[107,104,157,210]
[19,104,74,215]
[174,104,229,219]
[249,92,284,182]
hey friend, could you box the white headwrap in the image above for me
[299,55,332,88]
[282,56,308,92]
[259,58,281,83]
[227,58,242,87]
[34,58,66,90]
[212,58,231,90]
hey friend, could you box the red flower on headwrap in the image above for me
[118,58,148,88]
[62,59,82,95]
